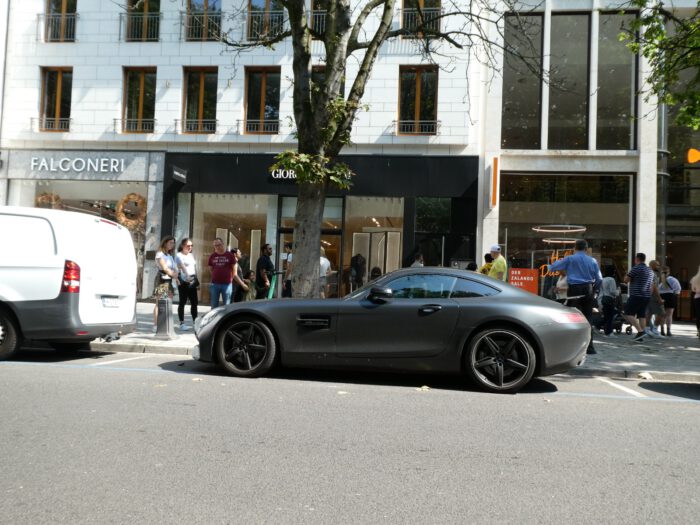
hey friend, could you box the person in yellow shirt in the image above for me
[487,244,507,281]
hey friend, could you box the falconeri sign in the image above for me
[30,156,126,174]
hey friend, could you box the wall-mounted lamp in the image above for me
[165,80,171,88]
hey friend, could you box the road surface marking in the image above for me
[88,355,152,367]
[596,377,647,398]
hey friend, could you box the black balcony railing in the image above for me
[121,12,161,42]
[177,119,217,134]
[310,10,326,36]
[245,119,280,134]
[34,117,72,132]
[401,8,441,34]
[396,120,440,135]
[117,118,156,133]
[183,11,222,41]
[40,13,78,42]
[248,10,285,40]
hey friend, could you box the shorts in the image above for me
[623,295,650,318]
[660,293,677,310]
[153,274,174,298]
[647,297,665,317]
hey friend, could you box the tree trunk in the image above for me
[291,181,327,298]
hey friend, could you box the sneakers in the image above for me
[644,327,662,339]
[179,323,190,331]
[633,332,646,342]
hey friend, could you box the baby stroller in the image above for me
[592,294,631,335]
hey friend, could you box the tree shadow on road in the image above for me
[14,347,114,363]
[637,381,700,401]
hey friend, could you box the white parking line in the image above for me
[88,355,152,367]
[596,377,647,398]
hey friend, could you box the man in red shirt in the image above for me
[208,237,247,308]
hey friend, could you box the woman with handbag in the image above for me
[599,267,619,337]
[175,237,199,331]
[153,236,179,332]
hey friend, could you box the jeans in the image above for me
[210,283,232,308]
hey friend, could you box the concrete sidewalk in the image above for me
[91,302,700,383]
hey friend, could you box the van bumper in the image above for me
[12,293,136,342]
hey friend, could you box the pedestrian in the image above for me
[282,242,293,298]
[410,252,424,268]
[554,270,568,304]
[691,266,700,339]
[622,252,655,342]
[231,248,245,303]
[466,262,478,272]
[550,239,602,354]
[208,237,247,308]
[479,253,493,275]
[658,265,681,336]
[487,244,507,282]
[599,267,619,337]
[242,270,258,302]
[645,260,666,338]
[255,243,275,299]
[153,236,179,332]
[320,246,332,298]
[175,237,198,331]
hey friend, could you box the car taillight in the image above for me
[549,311,588,324]
[61,260,81,293]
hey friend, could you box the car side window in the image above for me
[386,274,457,299]
[450,277,499,298]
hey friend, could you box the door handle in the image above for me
[419,304,443,314]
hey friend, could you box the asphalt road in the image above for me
[1,349,699,524]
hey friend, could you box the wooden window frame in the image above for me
[40,66,72,132]
[127,0,159,43]
[247,0,283,40]
[401,0,440,38]
[122,67,157,133]
[187,0,220,41]
[397,65,439,136]
[182,67,218,134]
[244,67,281,135]
[45,0,76,42]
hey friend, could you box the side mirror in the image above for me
[368,286,393,303]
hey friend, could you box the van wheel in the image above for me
[0,311,21,360]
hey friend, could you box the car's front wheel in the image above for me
[465,328,536,393]
[215,317,276,377]
[0,309,21,360]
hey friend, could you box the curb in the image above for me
[563,367,700,384]
[90,341,192,356]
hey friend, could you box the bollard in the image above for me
[155,294,175,340]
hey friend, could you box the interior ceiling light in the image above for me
[543,237,578,244]
[531,224,587,234]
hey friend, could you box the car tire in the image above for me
[465,328,536,394]
[215,316,276,377]
[0,310,21,361]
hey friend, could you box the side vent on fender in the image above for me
[296,315,331,329]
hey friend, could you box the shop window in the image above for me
[123,68,157,133]
[501,13,543,149]
[44,0,77,42]
[548,14,590,150]
[416,197,450,233]
[183,68,218,133]
[248,0,285,40]
[124,0,160,42]
[311,66,345,98]
[245,68,281,134]
[40,67,72,132]
[597,12,637,150]
[185,0,221,41]
[398,66,438,135]
[402,0,441,36]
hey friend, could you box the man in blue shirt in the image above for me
[550,239,602,354]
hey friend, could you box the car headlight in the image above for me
[197,307,226,331]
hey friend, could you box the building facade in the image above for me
[0,0,696,300]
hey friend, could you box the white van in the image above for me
[0,206,137,359]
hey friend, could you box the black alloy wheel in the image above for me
[215,317,277,377]
[465,328,536,393]
[0,310,21,360]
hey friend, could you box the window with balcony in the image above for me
[44,0,77,42]
[245,68,281,134]
[123,0,160,42]
[40,67,72,131]
[183,68,218,133]
[248,0,285,40]
[402,0,441,36]
[310,0,327,38]
[123,68,156,133]
[185,0,222,41]
[398,66,438,135]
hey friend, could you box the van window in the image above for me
[0,214,56,257]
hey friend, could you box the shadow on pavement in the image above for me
[15,347,115,363]
[157,359,559,395]
[637,381,700,401]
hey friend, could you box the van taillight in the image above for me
[61,260,81,293]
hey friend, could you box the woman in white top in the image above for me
[599,268,619,336]
[690,266,700,339]
[658,266,682,336]
[153,236,179,331]
[175,238,198,331]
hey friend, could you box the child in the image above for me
[243,270,258,301]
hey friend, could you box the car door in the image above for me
[335,273,460,357]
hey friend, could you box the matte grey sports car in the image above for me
[193,267,590,393]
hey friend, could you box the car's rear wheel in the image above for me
[465,328,536,393]
[0,310,21,360]
[215,317,276,377]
